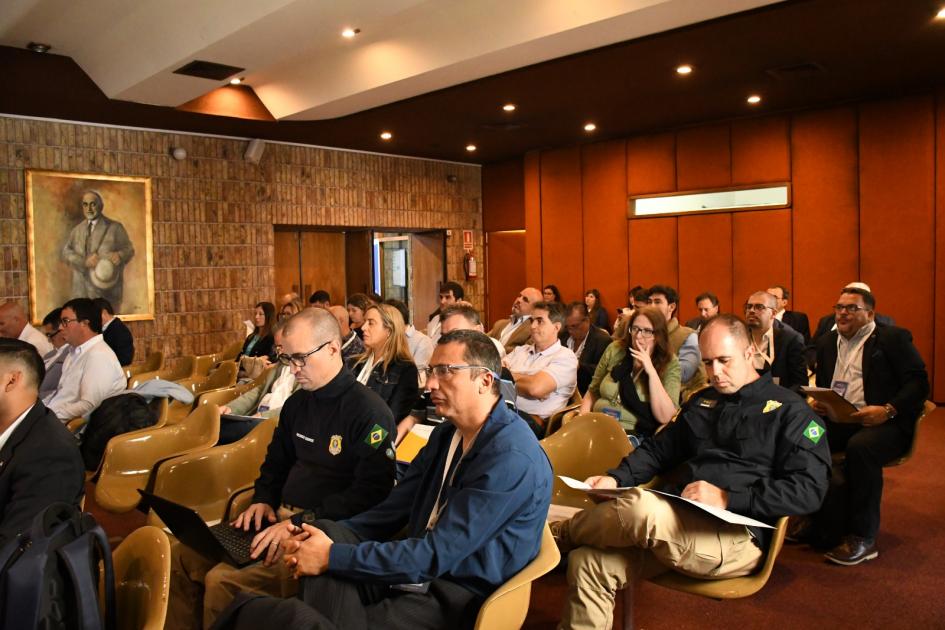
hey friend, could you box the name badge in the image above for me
[698,398,717,409]
[831,380,849,398]
[601,407,622,420]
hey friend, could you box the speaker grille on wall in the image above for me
[244,139,266,164]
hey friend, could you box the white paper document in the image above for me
[556,476,774,529]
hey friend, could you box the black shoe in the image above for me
[824,535,878,566]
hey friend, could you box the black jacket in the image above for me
[103,317,134,366]
[608,375,831,547]
[815,324,929,433]
[0,402,85,546]
[780,311,811,344]
[241,331,274,360]
[559,325,612,395]
[346,356,420,423]
[757,320,807,392]
[253,368,395,521]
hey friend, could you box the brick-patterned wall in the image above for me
[0,116,483,365]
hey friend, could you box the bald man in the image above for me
[0,302,53,357]
[487,287,543,354]
[327,305,364,361]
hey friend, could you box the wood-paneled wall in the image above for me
[0,116,482,366]
[483,91,945,401]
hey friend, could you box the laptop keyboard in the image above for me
[209,523,256,565]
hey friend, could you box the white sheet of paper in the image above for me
[410,424,434,439]
[646,489,774,529]
[557,475,633,499]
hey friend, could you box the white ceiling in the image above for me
[0,0,782,121]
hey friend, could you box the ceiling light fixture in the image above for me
[26,42,51,53]
[502,103,516,112]
[342,27,360,38]
[936,7,945,19]
[676,64,693,75]
[466,144,477,152]
[584,122,597,132]
[746,94,762,105]
[229,77,244,85]
[380,131,392,140]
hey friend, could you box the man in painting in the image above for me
[61,190,135,311]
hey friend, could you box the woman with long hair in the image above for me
[580,306,680,443]
[279,298,303,321]
[542,284,563,303]
[346,293,372,339]
[347,303,420,428]
[585,288,610,331]
[240,301,276,359]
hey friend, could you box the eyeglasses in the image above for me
[833,304,869,314]
[45,329,62,339]
[59,317,79,327]
[630,326,655,338]
[744,303,773,313]
[422,364,494,379]
[277,340,331,367]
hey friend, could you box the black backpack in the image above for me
[0,503,115,630]
[80,393,159,471]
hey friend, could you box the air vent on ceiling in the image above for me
[765,62,826,81]
[173,60,245,81]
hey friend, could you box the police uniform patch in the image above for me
[698,398,717,408]
[763,400,782,413]
[329,435,343,455]
[803,420,825,445]
[365,424,388,449]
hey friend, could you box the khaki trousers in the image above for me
[557,488,763,630]
[166,507,300,630]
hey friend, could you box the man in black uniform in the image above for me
[553,314,831,629]
[168,308,396,630]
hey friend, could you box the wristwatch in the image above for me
[883,403,897,420]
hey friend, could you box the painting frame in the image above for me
[25,169,155,324]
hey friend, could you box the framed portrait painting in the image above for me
[25,170,154,323]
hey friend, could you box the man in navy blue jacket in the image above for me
[215,330,553,629]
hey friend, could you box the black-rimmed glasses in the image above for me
[422,364,495,380]
[744,303,773,313]
[833,304,869,314]
[277,340,331,367]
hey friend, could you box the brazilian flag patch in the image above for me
[803,419,825,445]
[365,424,389,449]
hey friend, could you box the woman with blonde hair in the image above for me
[347,303,420,427]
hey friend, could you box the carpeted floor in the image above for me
[524,405,945,629]
[88,406,945,629]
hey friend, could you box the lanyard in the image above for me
[834,326,871,382]
[426,430,478,530]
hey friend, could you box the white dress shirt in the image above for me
[43,335,125,421]
[832,321,875,409]
[406,325,435,387]
[504,340,577,418]
[426,314,442,343]
[19,323,53,357]
[0,404,34,453]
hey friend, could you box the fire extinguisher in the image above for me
[464,252,478,280]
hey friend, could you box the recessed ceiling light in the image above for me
[466,144,477,152]
[676,64,693,75]
[584,122,597,132]
[936,7,945,19]
[502,103,516,112]
[229,77,244,85]
[26,42,51,53]
[746,94,762,105]
[380,131,392,140]
[342,27,360,38]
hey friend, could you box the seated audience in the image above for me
[426,281,464,342]
[543,284,563,303]
[240,302,276,360]
[0,339,85,547]
[0,300,53,357]
[218,321,297,444]
[646,284,706,394]
[213,330,552,629]
[93,297,134,365]
[585,288,610,332]
[39,308,70,399]
[768,284,811,343]
[613,286,649,342]
[560,301,611,395]
[327,305,365,361]
[346,293,372,339]
[488,286,543,354]
[580,306,680,443]
[308,290,331,308]
[744,290,807,391]
[168,308,396,629]
[810,281,895,346]
[42,298,125,422]
[502,301,577,436]
[807,287,928,565]
[384,298,434,384]
[347,304,420,436]
[279,299,303,321]
[552,315,831,628]
[684,291,719,334]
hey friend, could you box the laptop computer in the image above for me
[139,490,260,567]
